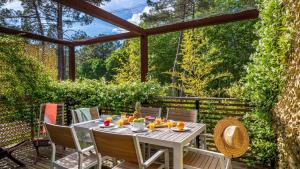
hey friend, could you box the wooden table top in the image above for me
[73,120,205,144]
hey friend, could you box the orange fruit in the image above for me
[128,116,134,123]
[155,118,162,125]
[176,121,185,130]
[106,116,113,122]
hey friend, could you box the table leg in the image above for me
[173,145,183,169]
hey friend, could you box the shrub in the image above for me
[243,112,277,167]
[0,35,52,121]
[49,79,165,113]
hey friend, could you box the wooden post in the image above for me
[69,45,75,81]
[140,35,148,82]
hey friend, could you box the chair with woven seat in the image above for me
[140,107,162,118]
[90,129,169,169]
[44,123,98,169]
[166,108,197,122]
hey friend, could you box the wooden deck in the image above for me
[0,143,257,169]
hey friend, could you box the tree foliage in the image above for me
[114,39,141,83]
[232,0,294,167]
[240,0,292,112]
[170,30,231,96]
[0,35,52,120]
[76,41,121,80]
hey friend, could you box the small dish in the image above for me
[99,123,115,128]
[131,127,149,133]
[171,127,191,132]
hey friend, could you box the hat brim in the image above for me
[213,117,249,158]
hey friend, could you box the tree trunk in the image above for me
[32,0,45,60]
[172,31,184,96]
[57,2,64,81]
[171,1,187,96]
[179,0,196,97]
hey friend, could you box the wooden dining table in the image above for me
[73,119,206,169]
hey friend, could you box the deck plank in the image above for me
[0,143,250,169]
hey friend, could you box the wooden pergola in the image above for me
[0,0,259,82]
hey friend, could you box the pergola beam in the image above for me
[0,26,72,45]
[73,9,259,46]
[73,32,138,46]
[55,0,145,35]
[69,45,75,81]
[146,9,259,35]
[140,35,148,82]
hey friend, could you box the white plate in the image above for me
[99,123,115,128]
[131,127,149,133]
[171,127,191,132]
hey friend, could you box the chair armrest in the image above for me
[186,147,225,158]
[79,145,94,153]
[142,149,168,168]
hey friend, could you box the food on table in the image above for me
[133,102,142,119]
[155,118,162,125]
[145,116,155,122]
[148,122,155,131]
[128,116,134,123]
[121,113,127,119]
[122,118,130,125]
[117,119,124,127]
[167,120,173,128]
[133,118,145,123]
[106,116,113,122]
[132,118,145,131]
[146,119,177,128]
[176,121,185,130]
[104,120,110,126]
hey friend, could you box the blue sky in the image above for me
[3,0,155,39]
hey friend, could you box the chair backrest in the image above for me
[37,103,64,138]
[40,103,65,125]
[166,108,197,122]
[140,107,162,118]
[90,107,100,120]
[44,123,78,150]
[90,130,141,164]
[72,107,100,124]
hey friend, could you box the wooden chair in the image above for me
[72,107,100,124]
[44,123,98,169]
[140,107,162,118]
[33,103,64,162]
[183,147,231,169]
[166,108,198,147]
[90,130,169,169]
[166,108,197,122]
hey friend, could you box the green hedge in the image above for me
[49,79,165,112]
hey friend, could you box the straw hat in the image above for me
[213,117,249,158]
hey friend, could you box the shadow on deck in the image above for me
[0,144,254,169]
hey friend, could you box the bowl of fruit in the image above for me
[132,118,145,131]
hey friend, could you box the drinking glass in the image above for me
[148,122,155,131]
[117,119,124,127]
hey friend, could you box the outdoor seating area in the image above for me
[1,102,252,169]
[1,0,300,169]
